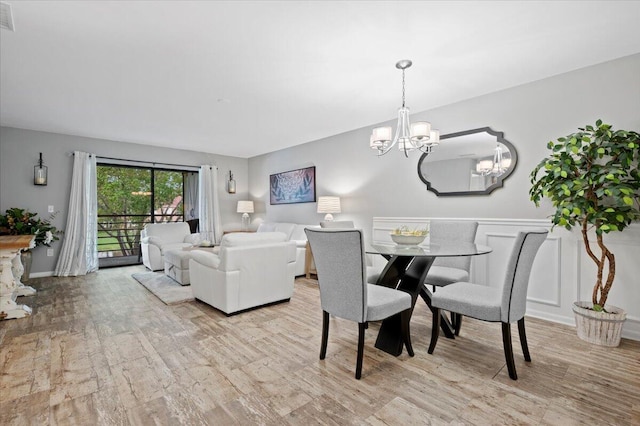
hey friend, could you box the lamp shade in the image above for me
[317,196,341,214]
[237,200,254,214]
[476,160,493,174]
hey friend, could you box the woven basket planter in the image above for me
[572,301,627,347]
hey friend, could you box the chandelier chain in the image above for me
[401,69,406,108]
[369,59,439,157]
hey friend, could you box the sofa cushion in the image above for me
[164,249,192,269]
[221,231,287,248]
[290,224,319,246]
[257,222,277,232]
[183,234,201,245]
[161,242,193,254]
[257,222,295,240]
[144,222,191,244]
[190,250,221,269]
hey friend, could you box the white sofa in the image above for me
[189,232,296,315]
[256,222,318,276]
[140,222,200,271]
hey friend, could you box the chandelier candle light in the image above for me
[475,143,512,176]
[237,200,254,231]
[370,60,440,157]
[491,143,511,176]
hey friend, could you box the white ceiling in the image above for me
[1,1,639,159]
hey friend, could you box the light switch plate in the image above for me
[47,249,54,257]
[48,205,54,213]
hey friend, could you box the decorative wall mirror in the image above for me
[417,127,517,196]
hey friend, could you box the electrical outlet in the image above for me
[47,249,54,257]
[48,205,54,213]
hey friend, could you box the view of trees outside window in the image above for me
[154,170,184,222]
[97,165,184,266]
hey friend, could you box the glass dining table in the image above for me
[366,241,492,356]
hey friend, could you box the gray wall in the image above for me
[2,54,639,273]
[248,54,640,235]
[0,128,249,273]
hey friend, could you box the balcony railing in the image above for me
[97,214,184,266]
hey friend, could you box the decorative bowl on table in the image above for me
[390,227,428,246]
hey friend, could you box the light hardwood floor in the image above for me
[1,265,638,425]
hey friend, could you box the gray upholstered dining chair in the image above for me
[305,228,414,379]
[426,220,479,334]
[320,220,355,228]
[426,220,478,287]
[319,220,379,277]
[427,228,548,380]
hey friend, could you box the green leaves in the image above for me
[529,121,640,235]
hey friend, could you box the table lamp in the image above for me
[317,196,341,221]
[237,200,254,231]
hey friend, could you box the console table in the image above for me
[0,235,36,320]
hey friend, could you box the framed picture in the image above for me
[270,166,316,205]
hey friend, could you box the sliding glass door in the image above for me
[153,170,185,223]
[97,165,187,267]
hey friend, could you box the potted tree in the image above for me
[530,120,640,347]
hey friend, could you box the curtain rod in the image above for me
[70,152,203,171]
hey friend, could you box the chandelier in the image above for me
[369,60,440,157]
[476,143,512,176]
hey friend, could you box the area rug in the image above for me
[132,272,195,305]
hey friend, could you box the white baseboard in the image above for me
[28,271,54,278]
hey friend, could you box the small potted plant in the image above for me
[0,207,61,280]
[529,120,640,346]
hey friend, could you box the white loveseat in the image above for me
[189,232,296,315]
[256,222,318,276]
[140,222,200,271]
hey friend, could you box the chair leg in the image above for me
[356,322,366,379]
[454,313,463,336]
[400,310,414,357]
[320,310,329,360]
[502,322,517,380]
[518,317,531,362]
[428,307,441,354]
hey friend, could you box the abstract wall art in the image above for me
[270,166,316,205]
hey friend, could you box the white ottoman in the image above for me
[164,249,192,285]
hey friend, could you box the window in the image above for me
[97,165,188,267]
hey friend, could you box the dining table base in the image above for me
[374,256,438,356]
[368,241,492,356]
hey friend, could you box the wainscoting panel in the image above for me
[372,217,639,341]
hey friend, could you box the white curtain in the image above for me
[54,151,98,276]
[198,165,222,244]
[184,172,199,220]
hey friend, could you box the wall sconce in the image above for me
[237,200,254,231]
[317,196,341,221]
[34,152,48,186]
[227,170,236,194]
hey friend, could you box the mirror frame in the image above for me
[417,127,518,196]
